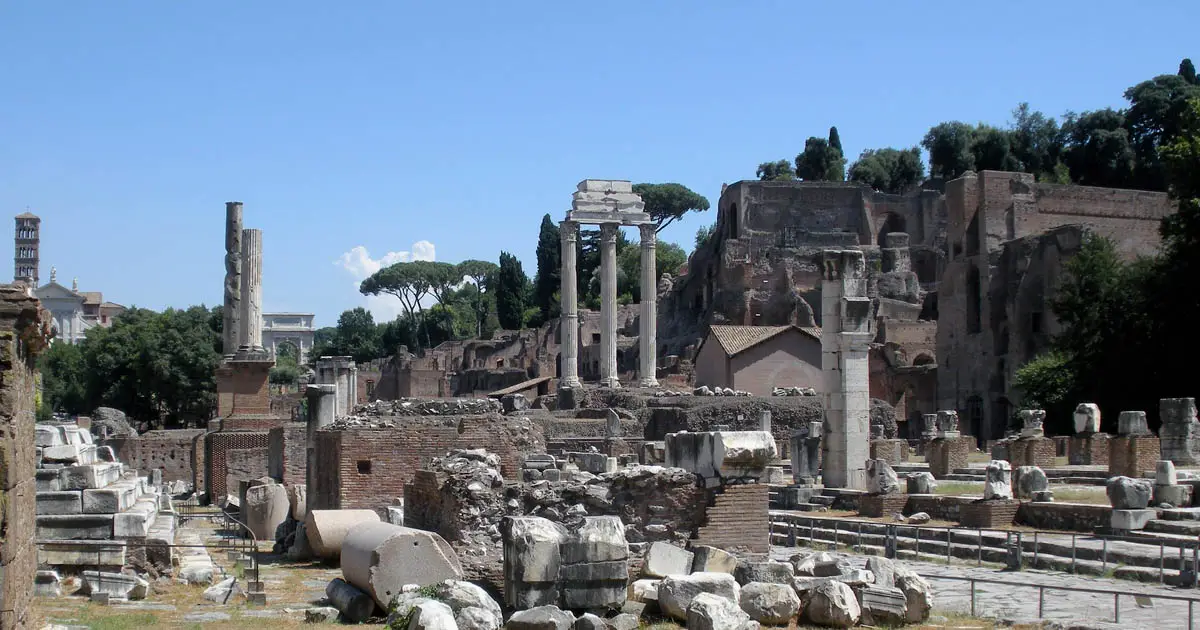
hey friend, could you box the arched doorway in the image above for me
[877,213,906,246]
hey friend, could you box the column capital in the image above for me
[559,220,578,238]
[599,222,620,241]
[639,223,657,242]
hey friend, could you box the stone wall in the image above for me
[225,447,269,497]
[0,285,50,630]
[1109,436,1160,478]
[101,429,205,485]
[267,424,306,486]
[310,414,544,515]
[1016,502,1111,532]
[205,431,269,501]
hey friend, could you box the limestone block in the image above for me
[409,600,457,630]
[792,570,875,592]
[80,570,148,600]
[866,459,900,495]
[305,607,340,623]
[113,499,158,538]
[628,579,660,603]
[523,454,556,470]
[38,540,126,567]
[1118,411,1150,436]
[36,514,114,540]
[244,482,289,541]
[42,443,93,463]
[1160,398,1200,464]
[578,180,634,194]
[858,585,908,626]
[802,581,860,628]
[895,571,933,623]
[906,473,937,494]
[567,452,610,475]
[387,505,405,526]
[1158,460,1178,485]
[1074,403,1101,433]
[36,469,63,492]
[865,557,897,588]
[573,612,606,630]
[1154,483,1192,507]
[935,410,959,436]
[326,577,376,623]
[503,516,565,609]
[687,592,754,630]
[96,446,117,462]
[506,605,575,630]
[691,545,737,574]
[501,394,529,413]
[734,561,793,586]
[657,572,741,621]
[432,579,503,626]
[983,460,1012,500]
[1020,409,1046,438]
[341,522,464,607]
[59,463,123,490]
[456,606,500,630]
[1107,476,1153,509]
[643,542,694,578]
[287,522,313,561]
[1012,466,1048,500]
[34,570,62,597]
[792,552,852,578]
[305,509,382,559]
[35,425,65,447]
[203,576,244,604]
[36,491,83,515]
[1111,508,1157,530]
[82,483,138,514]
[739,582,800,625]
[287,484,307,522]
[664,430,776,481]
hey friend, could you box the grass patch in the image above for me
[932,482,984,496]
[1046,486,1108,504]
[74,610,161,630]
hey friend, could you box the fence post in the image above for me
[969,579,976,617]
[1113,593,1119,623]
[946,528,952,565]
[1038,586,1044,618]
[833,520,839,551]
[1162,543,1166,584]
[1071,534,1077,574]
[810,521,815,546]
[1102,538,1108,573]
[1189,599,1193,630]
[915,527,921,561]
[977,528,982,567]
[1034,531,1039,568]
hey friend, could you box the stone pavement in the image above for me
[773,545,1200,629]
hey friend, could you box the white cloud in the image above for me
[335,242,436,322]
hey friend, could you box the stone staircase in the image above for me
[34,423,175,577]
[225,547,267,605]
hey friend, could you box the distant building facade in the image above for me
[33,270,126,344]
[693,324,823,396]
[262,312,315,363]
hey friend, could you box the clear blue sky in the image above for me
[3,1,1197,327]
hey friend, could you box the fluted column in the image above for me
[558,221,581,388]
[238,228,264,354]
[638,223,659,388]
[223,202,243,357]
[600,223,620,388]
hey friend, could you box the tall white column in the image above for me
[238,228,264,354]
[820,249,872,490]
[599,223,620,388]
[558,221,581,388]
[638,223,659,388]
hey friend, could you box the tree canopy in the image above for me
[756,160,795,181]
[632,183,711,233]
[794,132,846,182]
[848,147,925,194]
[495,252,529,330]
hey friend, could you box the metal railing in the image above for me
[771,512,1200,585]
[926,573,1200,629]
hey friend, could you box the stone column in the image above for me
[638,223,659,388]
[222,202,243,357]
[305,383,337,514]
[599,223,620,388]
[820,249,873,490]
[559,221,581,389]
[238,228,265,354]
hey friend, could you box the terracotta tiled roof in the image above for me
[81,292,102,305]
[706,324,822,357]
[15,211,38,219]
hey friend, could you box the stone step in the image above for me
[247,592,267,605]
[1145,519,1200,536]
[36,514,115,540]
[810,496,835,506]
[114,497,159,539]
[1161,507,1200,521]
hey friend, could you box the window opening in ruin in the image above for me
[913,353,934,366]
[591,333,601,344]
[1030,312,1043,334]
[965,214,980,257]
[966,265,982,334]
[366,380,375,398]
[877,213,906,246]
[357,460,372,474]
[496,358,504,368]
[728,203,738,240]
[965,396,983,442]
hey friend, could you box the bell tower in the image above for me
[14,211,40,286]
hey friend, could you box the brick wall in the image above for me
[1068,434,1110,466]
[1009,437,1056,468]
[228,360,272,416]
[870,439,909,463]
[0,286,49,630]
[311,414,544,515]
[267,424,306,485]
[102,429,206,483]
[1109,436,1160,478]
[205,431,270,501]
[926,437,971,478]
[692,483,769,553]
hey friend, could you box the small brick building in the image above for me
[693,325,823,396]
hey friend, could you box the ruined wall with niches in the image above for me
[1022,182,1173,257]
[267,424,306,486]
[101,429,205,484]
[205,431,269,501]
[314,414,544,515]
[0,285,50,630]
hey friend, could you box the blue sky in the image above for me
[3,1,1197,327]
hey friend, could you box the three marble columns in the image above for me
[558,221,658,389]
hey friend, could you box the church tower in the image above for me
[14,211,40,286]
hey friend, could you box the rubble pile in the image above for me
[692,386,753,397]
[772,387,818,397]
[349,397,503,418]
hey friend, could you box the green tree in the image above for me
[531,214,561,324]
[828,126,843,155]
[695,223,716,249]
[616,239,687,301]
[969,124,1021,172]
[1013,351,1075,430]
[39,341,87,414]
[848,147,925,193]
[922,121,976,179]
[632,183,711,233]
[795,136,845,182]
[495,252,528,330]
[333,307,381,363]
[1061,109,1136,187]
[457,259,499,338]
[360,261,434,349]
[1182,58,1198,86]
[756,159,795,181]
[1124,72,1200,190]
[1010,103,1064,179]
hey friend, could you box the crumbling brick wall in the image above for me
[267,424,306,486]
[0,285,50,630]
[693,484,770,553]
[225,447,269,496]
[311,414,543,514]
[101,429,205,484]
[205,431,269,501]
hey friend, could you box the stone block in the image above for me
[36,490,83,515]
[82,483,138,514]
[35,424,65,447]
[691,545,737,574]
[1160,398,1200,465]
[37,540,126,567]
[113,499,158,538]
[1012,466,1048,500]
[34,570,62,597]
[1118,411,1150,436]
[803,581,861,628]
[504,517,565,609]
[739,581,800,625]
[1107,476,1153,509]
[657,572,741,621]
[287,484,307,522]
[1158,460,1178,485]
[1154,483,1193,508]
[80,570,148,600]
[561,582,627,610]
[244,482,289,541]
[643,542,694,578]
[1111,508,1157,530]
[865,459,900,495]
[36,514,114,540]
[984,460,1012,500]
[665,430,776,482]
[906,472,937,494]
[1074,403,1101,434]
[36,469,63,492]
[859,584,908,626]
[305,509,382,559]
[507,605,575,630]
[341,522,463,608]
[687,591,753,630]
[733,561,793,586]
[59,463,123,490]
[566,452,610,475]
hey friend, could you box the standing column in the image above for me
[599,223,620,388]
[558,221,581,388]
[305,383,336,514]
[238,228,265,354]
[222,202,243,357]
[638,223,659,388]
[820,249,872,490]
